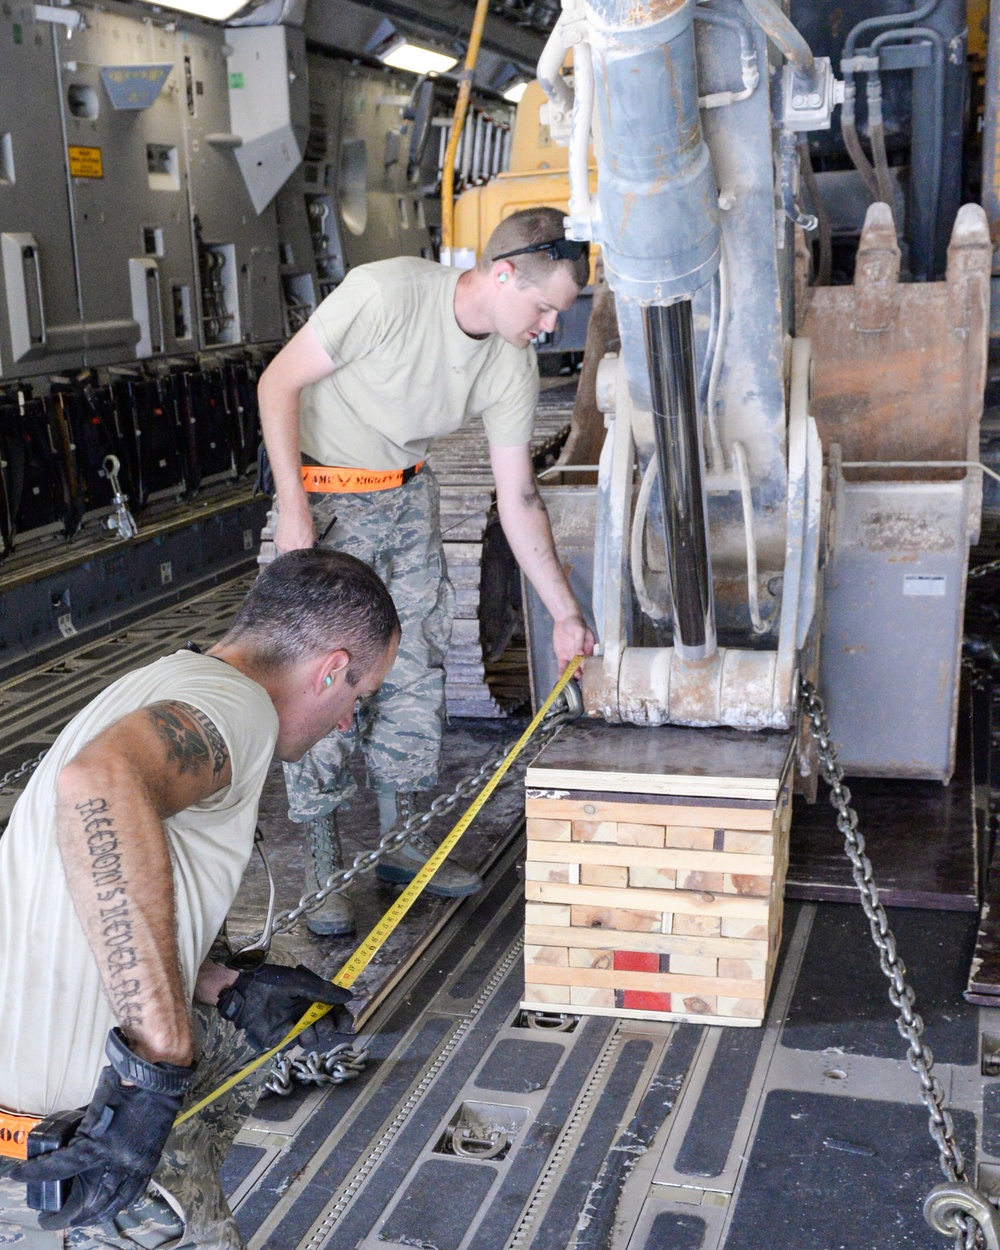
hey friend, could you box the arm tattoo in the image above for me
[76,795,145,1030]
[145,702,229,781]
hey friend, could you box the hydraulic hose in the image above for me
[779,129,818,231]
[694,4,760,107]
[842,0,940,61]
[704,231,729,471]
[697,267,721,442]
[738,0,814,82]
[866,75,896,223]
[630,455,670,623]
[841,75,880,199]
[536,17,573,116]
[870,27,944,268]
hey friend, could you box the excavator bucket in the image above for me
[799,201,991,780]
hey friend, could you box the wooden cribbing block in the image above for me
[522,721,795,1027]
[524,881,771,920]
[525,798,776,832]
[524,925,769,961]
[526,841,776,876]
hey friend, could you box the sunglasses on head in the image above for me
[493,236,590,264]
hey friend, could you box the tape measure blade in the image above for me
[177,658,581,1124]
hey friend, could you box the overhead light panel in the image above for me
[133,0,250,20]
[380,41,458,76]
[503,81,529,103]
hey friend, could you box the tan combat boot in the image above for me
[303,811,356,937]
[375,792,482,897]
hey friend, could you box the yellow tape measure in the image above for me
[176,656,582,1126]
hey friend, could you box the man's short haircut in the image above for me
[223,550,400,685]
[480,206,590,290]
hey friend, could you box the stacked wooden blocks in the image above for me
[522,722,796,1027]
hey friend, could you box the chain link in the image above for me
[969,558,1000,580]
[264,1043,369,1096]
[259,702,576,1095]
[800,679,985,1250]
[0,750,47,795]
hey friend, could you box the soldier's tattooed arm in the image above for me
[55,703,233,1067]
[145,702,229,781]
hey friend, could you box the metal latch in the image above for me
[449,1127,510,1160]
[525,1010,577,1033]
[103,455,138,541]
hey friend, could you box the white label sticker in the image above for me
[57,613,77,639]
[903,574,946,597]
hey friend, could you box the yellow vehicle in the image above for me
[453,75,599,353]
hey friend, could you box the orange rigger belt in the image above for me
[0,1108,43,1160]
[301,461,424,494]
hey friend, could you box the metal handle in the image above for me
[22,243,46,347]
[451,1128,509,1160]
[148,265,164,354]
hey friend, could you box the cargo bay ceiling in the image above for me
[217,0,553,92]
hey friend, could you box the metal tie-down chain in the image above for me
[265,1043,370,1096]
[969,558,1000,580]
[260,696,580,1096]
[264,700,576,942]
[801,679,999,1250]
[0,750,48,794]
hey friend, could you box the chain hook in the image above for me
[925,1184,1000,1250]
[552,678,584,721]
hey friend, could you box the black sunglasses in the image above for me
[493,236,589,264]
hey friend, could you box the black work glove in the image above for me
[12,1033,194,1230]
[217,963,353,1052]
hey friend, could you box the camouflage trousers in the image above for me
[279,467,455,822]
[0,1006,269,1250]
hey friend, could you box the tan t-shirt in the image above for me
[0,651,278,1116]
[300,257,539,470]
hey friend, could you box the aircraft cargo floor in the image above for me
[0,567,997,1250]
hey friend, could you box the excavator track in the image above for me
[431,380,577,718]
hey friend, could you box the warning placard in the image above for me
[68,146,103,178]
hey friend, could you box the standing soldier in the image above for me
[258,206,595,937]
